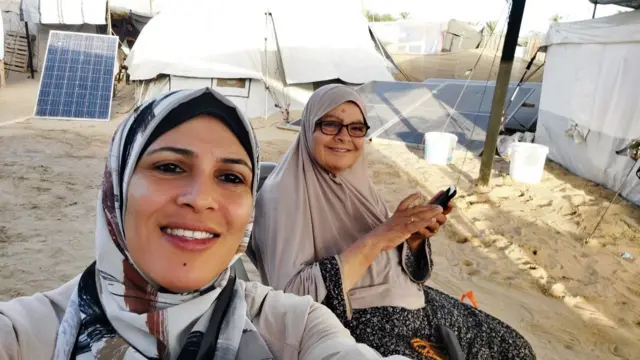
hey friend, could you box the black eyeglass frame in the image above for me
[315,120,371,138]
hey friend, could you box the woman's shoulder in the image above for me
[240,280,405,360]
[242,280,314,319]
[0,275,80,360]
[241,280,320,353]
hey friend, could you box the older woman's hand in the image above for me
[406,191,455,250]
[365,193,444,253]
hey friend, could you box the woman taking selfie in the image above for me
[0,88,409,360]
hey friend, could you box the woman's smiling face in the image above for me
[124,114,253,293]
[311,101,366,175]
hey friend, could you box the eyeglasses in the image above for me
[316,120,370,138]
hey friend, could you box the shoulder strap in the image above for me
[196,274,238,360]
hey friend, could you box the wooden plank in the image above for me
[5,44,29,52]
[4,45,29,55]
[3,31,36,74]
[5,39,29,47]
[6,31,35,42]
[5,38,29,46]
[5,46,30,54]
[5,63,28,73]
[3,51,29,65]
[0,61,5,88]
[4,53,28,63]
[4,50,28,59]
[5,59,28,68]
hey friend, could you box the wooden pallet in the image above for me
[0,61,5,88]
[4,31,36,73]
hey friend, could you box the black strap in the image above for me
[195,273,238,360]
[438,325,465,360]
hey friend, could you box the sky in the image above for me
[362,0,630,34]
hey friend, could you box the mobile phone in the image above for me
[431,185,457,208]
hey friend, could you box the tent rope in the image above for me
[261,11,291,121]
[439,1,509,133]
[586,159,639,242]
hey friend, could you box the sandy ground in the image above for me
[1,81,640,360]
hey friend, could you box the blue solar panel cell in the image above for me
[35,31,118,121]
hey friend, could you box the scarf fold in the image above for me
[53,87,272,360]
[252,84,425,310]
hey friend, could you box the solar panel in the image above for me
[34,31,118,121]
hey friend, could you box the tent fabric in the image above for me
[588,0,640,8]
[126,0,392,85]
[535,12,640,204]
[268,0,393,84]
[20,0,39,23]
[539,43,640,139]
[535,107,640,205]
[443,19,482,52]
[125,1,264,81]
[110,0,167,17]
[544,10,640,46]
[369,20,447,54]
[19,0,106,24]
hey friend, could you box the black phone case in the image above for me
[432,186,457,207]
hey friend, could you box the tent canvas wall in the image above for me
[2,0,108,72]
[535,10,640,204]
[369,19,482,55]
[370,20,447,55]
[443,19,482,52]
[126,0,394,121]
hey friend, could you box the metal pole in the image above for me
[106,0,112,34]
[264,11,269,121]
[592,1,598,19]
[477,0,527,186]
[24,22,35,79]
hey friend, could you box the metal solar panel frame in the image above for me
[33,30,119,122]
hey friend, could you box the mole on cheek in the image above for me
[183,263,187,267]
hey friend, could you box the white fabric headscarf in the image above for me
[53,87,266,360]
[251,84,426,311]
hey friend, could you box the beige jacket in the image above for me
[0,276,407,360]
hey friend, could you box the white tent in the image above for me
[1,0,107,72]
[126,0,394,120]
[110,0,167,18]
[535,10,640,204]
[369,20,447,55]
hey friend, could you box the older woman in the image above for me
[251,84,536,359]
[0,88,410,360]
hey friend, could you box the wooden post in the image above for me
[25,23,35,79]
[0,61,6,88]
[477,0,527,187]
[106,0,112,35]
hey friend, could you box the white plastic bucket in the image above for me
[509,143,549,184]
[423,132,458,165]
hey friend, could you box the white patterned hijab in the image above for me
[53,88,269,360]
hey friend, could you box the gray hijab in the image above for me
[251,84,425,311]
